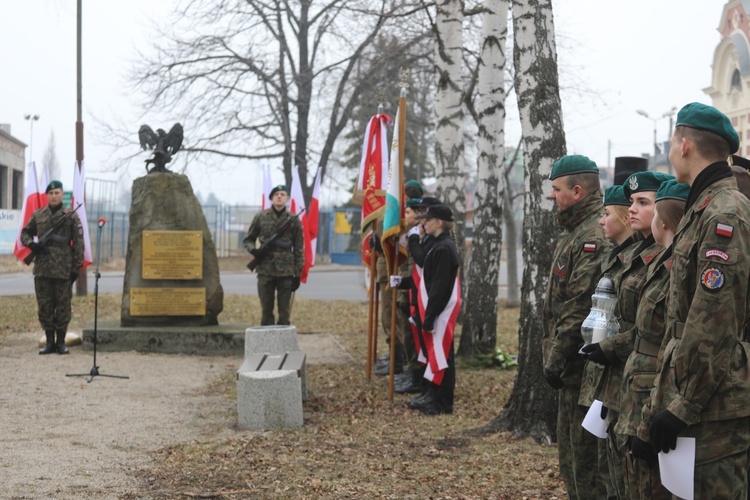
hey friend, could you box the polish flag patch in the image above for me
[583,243,597,253]
[716,223,734,238]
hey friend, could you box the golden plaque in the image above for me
[130,287,206,316]
[142,230,203,280]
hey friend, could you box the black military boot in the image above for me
[375,344,405,376]
[56,329,69,355]
[39,330,56,355]
[395,367,425,394]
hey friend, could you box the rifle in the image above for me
[23,203,83,265]
[247,208,306,272]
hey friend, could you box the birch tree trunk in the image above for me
[484,0,565,442]
[433,0,466,256]
[458,0,508,357]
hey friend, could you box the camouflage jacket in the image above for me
[20,204,84,279]
[648,174,750,426]
[243,207,304,277]
[598,237,663,411]
[579,235,642,407]
[543,191,611,386]
[616,248,671,437]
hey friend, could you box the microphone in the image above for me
[98,217,106,228]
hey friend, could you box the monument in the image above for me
[81,124,247,355]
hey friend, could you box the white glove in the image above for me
[407,225,421,237]
[389,275,402,288]
[408,316,417,326]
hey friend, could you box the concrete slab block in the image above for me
[237,370,303,430]
[243,325,299,358]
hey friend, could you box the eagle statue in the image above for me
[138,123,184,173]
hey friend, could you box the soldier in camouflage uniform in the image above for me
[642,103,750,498]
[542,155,612,498]
[618,180,689,499]
[21,180,84,355]
[244,185,304,326]
[579,184,641,499]
[582,170,672,498]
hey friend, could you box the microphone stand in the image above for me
[66,219,129,383]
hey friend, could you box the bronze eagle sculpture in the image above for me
[138,123,183,173]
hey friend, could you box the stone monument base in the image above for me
[82,320,250,355]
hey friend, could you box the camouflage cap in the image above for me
[46,180,63,193]
[622,171,674,198]
[549,155,598,180]
[269,184,288,199]
[603,185,630,207]
[655,178,690,202]
[675,102,739,153]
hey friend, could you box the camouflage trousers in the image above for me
[597,435,617,499]
[622,435,670,500]
[606,415,627,499]
[377,280,409,348]
[34,277,72,331]
[679,416,750,499]
[557,385,607,499]
[257,275,293,326]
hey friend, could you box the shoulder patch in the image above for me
[701,267,725,292]
[583,243,597,253]
[716,223,734,238]
[705,249,729,261]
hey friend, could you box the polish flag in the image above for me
[40,163,50,192]
[71,161,92,268]
[418,276,461,385]
[307,167,322,268]
[13,162,43,263]
[261,164,273,210]
[290,166,311,283]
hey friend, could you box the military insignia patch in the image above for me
[701,267,724,291]
[628,176,638,191]
[78,226,83,236]
[716,223,734,238]
[583,243,596,253]
[697,195,712,210]
[705,249,729,261]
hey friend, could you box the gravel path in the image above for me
[0,331,238,499]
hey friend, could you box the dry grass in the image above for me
[0,267,565,498]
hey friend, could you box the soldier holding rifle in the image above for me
[21,180,84,355]
[244,185,304,325]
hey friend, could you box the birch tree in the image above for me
[484,0,564,442]
[458,0,508,357]
[432,0,466,251]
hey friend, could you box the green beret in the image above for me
[269,184,288,199]
[46,180,63,193]
[603,185,630,207]
[405,198,422,208]
[655,179,690,202]
[404,179,424,195]
[623,171,674,198]
[549,155,599,180]
[675,102,739,153]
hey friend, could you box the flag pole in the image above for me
[366,248,377,380]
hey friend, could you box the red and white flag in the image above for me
[410,265,427,365]
[261,164,273,210]
[72,161,92,268]
[418,276,461,385]
[13,162,43,263]
[41,163,50,192]
[290,166,311,283]
[307,166,321,268]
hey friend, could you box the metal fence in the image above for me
[88,202,363,265]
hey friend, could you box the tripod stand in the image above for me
[67,217,129,383]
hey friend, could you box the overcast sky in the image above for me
[0,0,731,206]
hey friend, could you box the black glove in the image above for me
[649,410,687,453]
[600,405,609,420]
[581,343,610,366]
[250,248,262,258]
[28,241,45,253]
[291,276,301,291]
[630,437,657,469]
[368,234,383,254]
[69,270,79,284]
[544,367,564,390]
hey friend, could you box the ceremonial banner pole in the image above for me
[366,249,377,380]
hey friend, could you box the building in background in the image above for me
[0,124,26,254]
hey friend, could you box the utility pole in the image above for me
[75,0,88,296]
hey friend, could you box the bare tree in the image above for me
[431,0,466,253]
[458,0,508,357]
[130,0,424,200]
[483,0,564,443]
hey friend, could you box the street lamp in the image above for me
[636,107,677,170]
[24,114,40,166]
